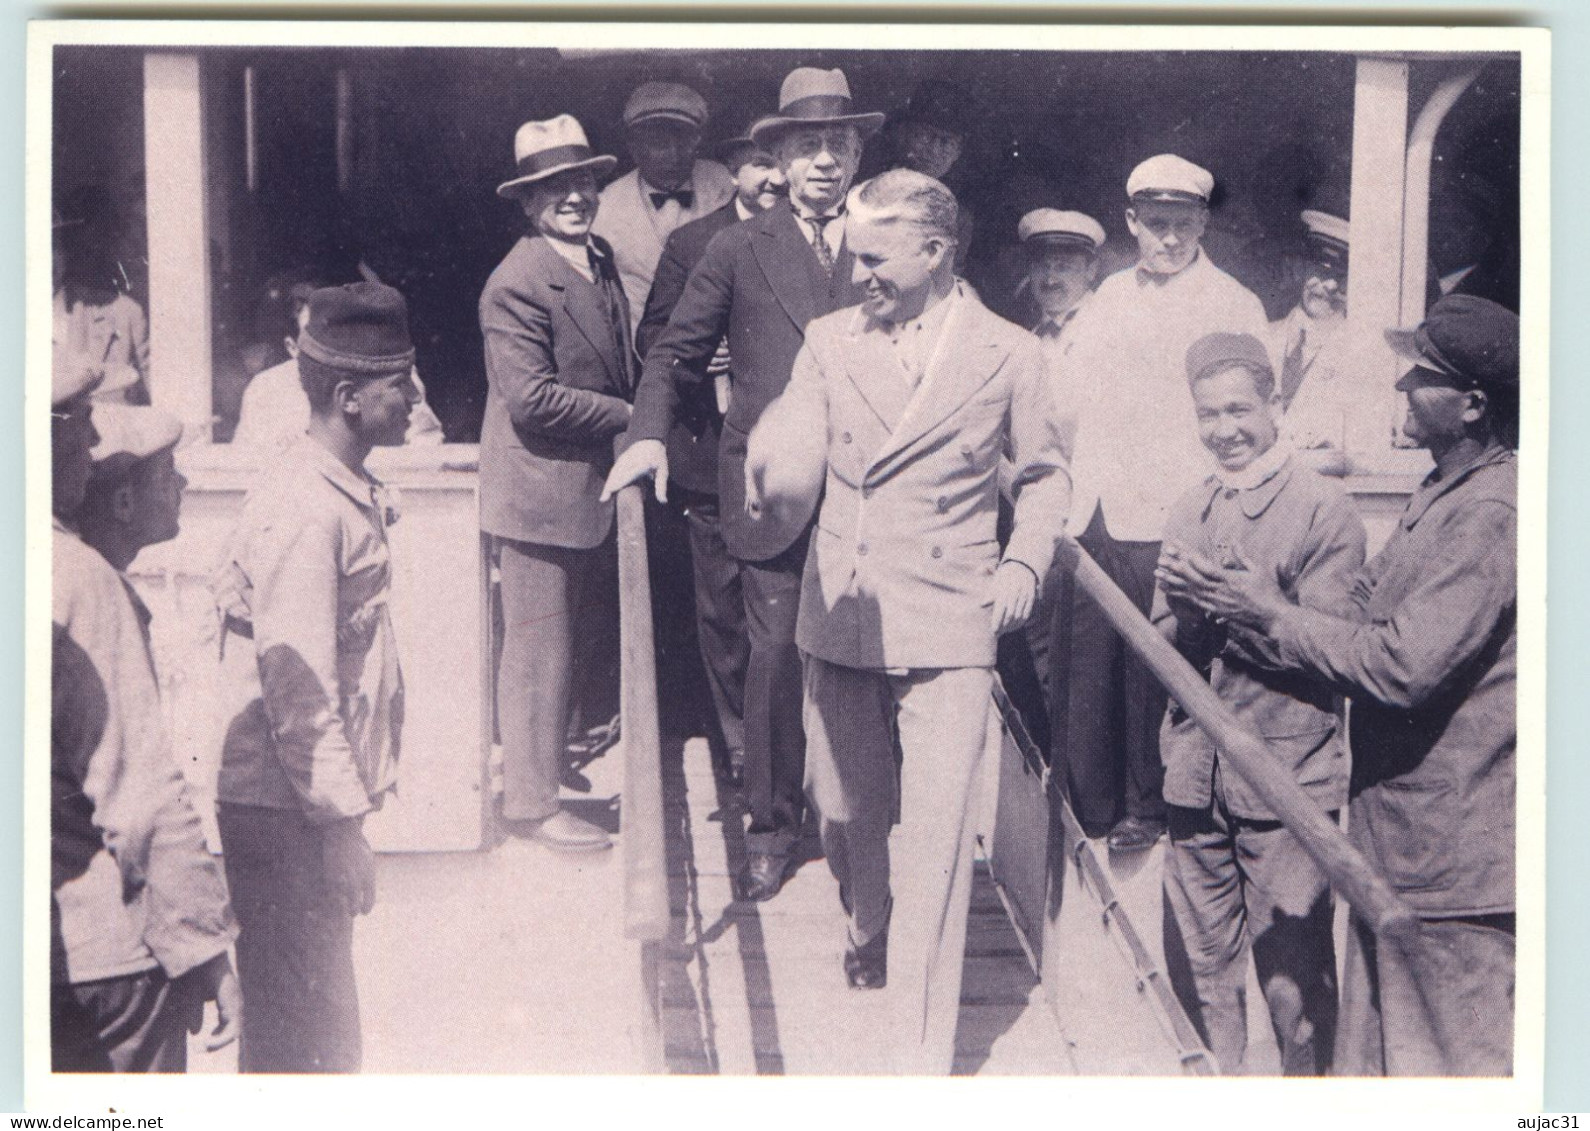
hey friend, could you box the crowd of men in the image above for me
[51,64,1518,1079]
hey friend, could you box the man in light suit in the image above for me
[632,129,786,786]
[746,170,1070,1074]
[480,115,635,852]
[604,67,883,902]
[593,81,735,336]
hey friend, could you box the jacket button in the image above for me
[931,546,943,559]
[862,486,873,499]
[842,431,853,444]
[937,496,949,512]
[961,443,973,458]
[857,543,868,556]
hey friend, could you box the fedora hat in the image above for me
[496,114,618,199]
[892,79,977,139]
[750,68,885,149]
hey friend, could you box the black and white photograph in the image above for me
[27,17,1548,1114]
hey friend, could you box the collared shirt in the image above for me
[1032,299,1089,457]
[1064,249,1270,541]
[1154,455,1366,819]
[232,359,445,454]
[1257,443,1517,915]
[52,521,238,984]
[53,288,150,404]
[214,436,405,823]
[544,235,599,284]
[733,197,757,223]
[791,199,846,263]
[882,287,956,389]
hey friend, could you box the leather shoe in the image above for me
[1107,815,1165,852]
[737,852,790,902]
[521,810,612,852]
[716,755,745,790]
[843,927,888,990]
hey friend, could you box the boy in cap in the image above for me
[605,66,882,902]
[52,391,242,1071]
[632,125,786,788]
[594,80,735,333]
[1054,154,1269,851]
[1160,294,1520,1075]
[1152,332,1365,1075]
[1271,210,1354,466]
[481,115,635,852]
[213,282,420,1072]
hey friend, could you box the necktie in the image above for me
[808,214,837,278]
[649,188,695,210]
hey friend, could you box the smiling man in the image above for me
[1159,295,1519,1076]
[1151,331,1365,1076]
[479,115,636,854]
[745,169,1069,1073]
[1052,154,1270,853]
[605,67,882,903]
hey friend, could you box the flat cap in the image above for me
[1018,208,1106,250]
[1186,331,1275,385]
[1389,294,1519,394]
[88,402,183,466]
[624,81,709,130]
[299,282,416,377]
[1127,154,1214,204]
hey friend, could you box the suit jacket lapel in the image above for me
[869,292,1003,473]
[534,237,621,388]
[839,309,912,432]
[751,207,822,334]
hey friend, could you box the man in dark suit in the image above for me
[480,115,635,853]
[632,129,786,787]
[604,67,883,900]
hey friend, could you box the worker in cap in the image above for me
[883,79,980,268]
[607,63,881,904]
[214,281,421,1071]
[76,403,186,571]
[1271,209,1353,468]
[629,116,788,794]
[483,114,636,854]
[1045,152,1268,853]
[1152,330,1365,1075]
[1160,292,1520,1076]
[595,80,735,331]
[52,394,243,1071]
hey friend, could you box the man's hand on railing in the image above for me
[990,560,1038,635]
[602,438,669,504]
[1156,542,1287,634]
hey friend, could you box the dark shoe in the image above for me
[737,852,790,902]
[715,752,745,789]
[521,810,613,852]
[843,927,888,990]
[1107,815,1166,852]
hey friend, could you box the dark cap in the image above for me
[1185,331,1275,385]
[1387,294,1518,394]
[893,79,977,138]
[298,282,416,377]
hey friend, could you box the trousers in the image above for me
[1049,507,1167,834]
[1162,798,1338,1075]
[52,967,197,1073]
[740,532,809,856]
[803,656,993,1075]
[1336,910,1515,1076]
[680,491,748,766]
[218,802,361,1073]
[496,536,618,821]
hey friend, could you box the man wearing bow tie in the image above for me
[604,67,882,903]
[1054,155,1269,853]
[593,81,735,336]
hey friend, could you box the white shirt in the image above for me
[883,286,956,389]
[1271,304,1351,451]
[792,199,846,263]
[543,235,598,284]
[1064,250,1270,541]
[1032,299,1089,459]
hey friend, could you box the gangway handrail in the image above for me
[614,481,669,1071]
[616,482,669,944]
[1060,535,1422,943]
